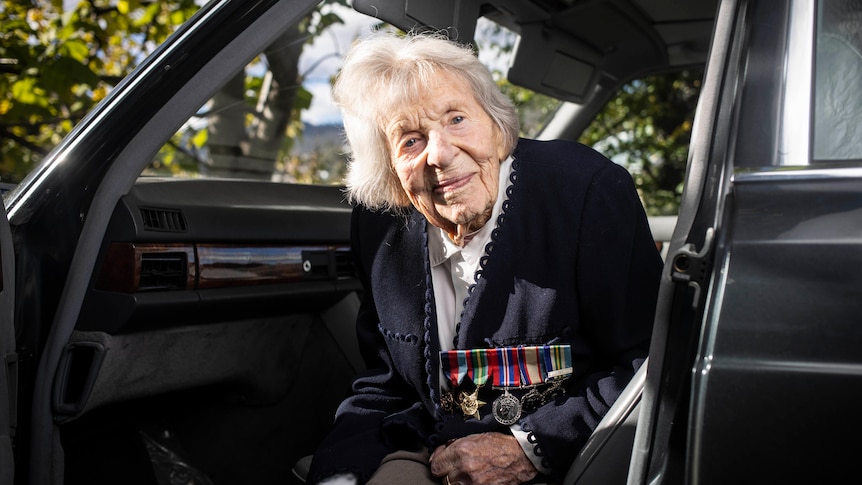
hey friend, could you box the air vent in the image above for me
[301,248,356,280]
[334,250,355,278]
[140,207,187,232]
[139,252,189,291]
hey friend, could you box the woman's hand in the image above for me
[428,432,538,485]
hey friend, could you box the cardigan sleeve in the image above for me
[306,208,418,484]
[519,160,662,478]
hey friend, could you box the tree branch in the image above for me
[0,128,50,156]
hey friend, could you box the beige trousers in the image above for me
[366,449,441,485]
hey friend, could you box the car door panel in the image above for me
[78,180,356,334]
[46,178,361,483]
[689,174,862,483]
[634,0,862,483]
[0,200,15,485]
[11,3,325,483]
[628,0,745,481]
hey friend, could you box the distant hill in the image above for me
[294,124,345,155]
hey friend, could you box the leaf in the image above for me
[60,7,78,28]
[170,11,186,26]
[293,85,313,111]
[11,78,39,105]
[315,12,344,32]
[43,57,101,92]
[58,38,90,63]
[192,128,208,149]
[133,3,161,27]
[4,98,53,122]
[91,85,108,103]
[1,19,34,37]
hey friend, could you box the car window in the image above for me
[0,1,203,185]
[732,0,861,168]
[142,1,372,183]
[141,8,558,184]
[812,0,862,161]
[578,70,702,216]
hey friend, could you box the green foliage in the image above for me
[579,69,703,215]
[1,0,350,185]
[497,78,561,138]
[0,0,200,183]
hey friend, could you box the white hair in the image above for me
[333,32,519,212]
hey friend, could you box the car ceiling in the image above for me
[488,0,717,65]
[355,0,718,104]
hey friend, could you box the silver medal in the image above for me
[492,391,522,425]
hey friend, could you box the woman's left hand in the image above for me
[429,432,538,485]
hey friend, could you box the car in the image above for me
[2,0,861,484]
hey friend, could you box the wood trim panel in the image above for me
[197,245,308,289]
[96,243,351,293]
[96,243,196,293]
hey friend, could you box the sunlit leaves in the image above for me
[0,0,200,183]
[11,78,42,106]
[58,37,89,61]
[579,69,703,216]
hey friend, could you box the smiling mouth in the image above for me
[434,173,473,194]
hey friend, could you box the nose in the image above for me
[425,130,455,169]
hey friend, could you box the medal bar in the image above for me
[440,345,573,424]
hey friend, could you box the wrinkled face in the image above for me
[385,71,507,243]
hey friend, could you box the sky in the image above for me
[297,4,380,125]
[296,4,516,126]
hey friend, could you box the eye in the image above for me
[397,135,424,155]
[452,116,464,124]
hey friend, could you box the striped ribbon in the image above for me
[441,345,572,388]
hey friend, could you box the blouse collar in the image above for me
[427,156,514,268]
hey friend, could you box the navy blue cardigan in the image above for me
[308,138,662,483]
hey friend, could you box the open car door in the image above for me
[630,1,862,483]
[0,197,15,485]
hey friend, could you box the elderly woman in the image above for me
[307,32,662,485]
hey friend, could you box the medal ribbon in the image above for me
[441,345,572,388]
[445,349,492,387]
[471,348,489,386]
[491,347,512,387]
[518,346,543,386]
[545,344,573,378]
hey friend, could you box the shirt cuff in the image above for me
[318,473,358,485]
[510,423,553,475]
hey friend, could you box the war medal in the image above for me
[440,390,455,413]
[440,349,489,420]
[492,390,522,425]
[458,389,485,420]
[440,345,573,424]
[519,387,544,413]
